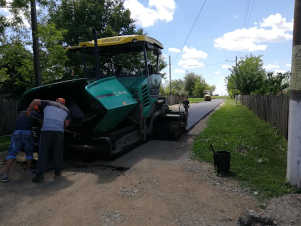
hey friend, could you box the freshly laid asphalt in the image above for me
[186,99,223,130]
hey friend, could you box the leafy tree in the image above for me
[164,79,186,95]
[0,42,34,96]
[38,23,67,83]
[49,0,140,46]
[184,72,199,96]
[209,85,216,95]
[256,72,290,95]
[192,76,208,97]
[226,55,266,96]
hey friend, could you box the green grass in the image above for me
[193,98,298,199]
[0,136,10,152]
[189,96,229,103]
[189,98,204,103]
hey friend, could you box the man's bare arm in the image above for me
[27,99,41,116]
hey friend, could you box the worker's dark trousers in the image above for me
[37,131,64,176]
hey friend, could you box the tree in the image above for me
[3,0,50,85]
[256,72,290,95]
[49,0,140,46]
[0,42,34,96]
[209,85,216,95]
[184,72,199,96]
[163,79,186,95]
[38,23,67,83]
[226,55,266,96]
[192,76,208,97]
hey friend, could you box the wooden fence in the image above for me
[165,95,185,105]
[238,95,289,138]
[0,96,18,136]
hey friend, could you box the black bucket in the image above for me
[210,144,231,175]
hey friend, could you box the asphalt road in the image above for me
[186,99,223,130]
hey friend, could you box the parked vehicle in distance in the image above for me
[204,90,211,101]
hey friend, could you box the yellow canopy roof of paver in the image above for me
[70,35,163,49]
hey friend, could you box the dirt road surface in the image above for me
[0,113,259,226]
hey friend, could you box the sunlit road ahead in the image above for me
[186,99,223,130]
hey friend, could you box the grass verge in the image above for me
[193,98,298,199]
[189,98,204,103]
[189,96,228,103]
[0,136,10,153]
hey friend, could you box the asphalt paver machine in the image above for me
[19,35,187,159]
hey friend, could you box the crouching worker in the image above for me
[0,111,36,182]
[27,98,70,183]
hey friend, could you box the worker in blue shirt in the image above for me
[27,98,71,183]
[0,110,38,182]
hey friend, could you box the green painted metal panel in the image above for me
[118,75,161,118]
[85,76,138,133]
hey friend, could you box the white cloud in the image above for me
[214,13,293,52]
[222,64,231,70]
[181,46,208,60]
[124,0,176,27]
[175,68,185,74]
[286,63,291,68]
[168,48,181,53]
[215,71,221,75]
[178,59,205,69]
[178,46,208,69]
[264,64,280,71]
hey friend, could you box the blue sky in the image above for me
[124,0,294,95]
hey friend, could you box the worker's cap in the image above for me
[56,98,66,105]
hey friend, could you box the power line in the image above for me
[243,0,251,27]
[169,0,207,76]
[171,0,208,72]
[182,0,208,48]
[248,0,255,26]
[244,0,255,27]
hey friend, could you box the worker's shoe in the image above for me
[32,174,44,183]
[0,175,9,183]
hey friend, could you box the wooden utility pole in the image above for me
[287,0,301,188]
[30,0,41,86]
[169,56,172,96]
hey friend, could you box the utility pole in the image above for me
[169,56,172,96]
[287,0,301,188]
[235,56,238,67]
[30,0,41,86]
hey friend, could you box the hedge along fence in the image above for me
[239,95,289,138]
[0,96,18,136]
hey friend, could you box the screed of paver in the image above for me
[0,108,258,226]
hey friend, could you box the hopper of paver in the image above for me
[86,76,138,133]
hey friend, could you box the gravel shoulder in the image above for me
[0,110,260,226]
